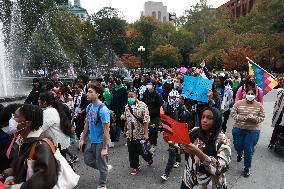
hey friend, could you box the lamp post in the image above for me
[138,46,145,68]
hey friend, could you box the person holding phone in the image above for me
[180,107,231,189]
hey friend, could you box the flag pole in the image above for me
[246,57,277,79]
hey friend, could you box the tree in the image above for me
[133,16,158,66]
[90,7,127,66]
[120,54,140,69]
[150,44,182,68]
[223,46,256,70]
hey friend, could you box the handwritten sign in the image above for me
[182,76,213,103]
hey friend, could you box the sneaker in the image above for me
[69,155,79,163]
[109,141,114,148]
[237,154,242,162]
[107,165,113,172]
[161,174,169,181]
[130,168,140,175]
[97,183,107,189]
[173,162,180,168]
[268,144,274,149]
[150,145,156,153]
[243,168,250,177]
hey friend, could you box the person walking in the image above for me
[180,107,231,189]
[123,91,153,176]
[231,87,265,177]
[79,83,110,189]
[142,82,163,152]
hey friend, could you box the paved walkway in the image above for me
[71,90,284,189]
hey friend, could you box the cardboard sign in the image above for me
[182,75,213,103]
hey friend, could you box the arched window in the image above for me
[158,11,161,21]
[152,11,156,18]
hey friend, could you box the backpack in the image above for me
[86,103,105,125]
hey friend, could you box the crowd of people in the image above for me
[0,67,283,189]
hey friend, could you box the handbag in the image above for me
[27,138,80,189]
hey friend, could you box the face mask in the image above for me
[167,79,171,83]
[146,85,153,90]
[128,97,136,105]
[8,117,18,134]
[246,94,255,102]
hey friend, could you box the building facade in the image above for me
[220,0,260,19]
[141,1,169,22]
[68,5,88,21]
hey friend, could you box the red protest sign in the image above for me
[160,112,190,144]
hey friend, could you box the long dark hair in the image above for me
[39,92,72,136]
[18,105,43,131]
[198,107,223,157]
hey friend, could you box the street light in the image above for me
[138,46,145,68]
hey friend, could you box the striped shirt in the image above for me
[231,99,265,130]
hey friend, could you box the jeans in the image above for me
[84,142,108,185]
[127,139,153,169]
[165,146,181,176]
[149,117,161,146]
[232,128,260,169]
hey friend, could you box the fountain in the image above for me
[0,22,13,99]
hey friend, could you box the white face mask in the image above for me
[146,85,153,90]
[8,117,19,134]
[246,94,255,102]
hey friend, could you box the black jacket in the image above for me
[24,87,41,105]
[11,135,58,189]
[142,90,163,118]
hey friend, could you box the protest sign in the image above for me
[182,75,213,103]
[160,113,190,144]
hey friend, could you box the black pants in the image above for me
[74,117,85,139]
[222,109,231,133]
[127,139,153,169]
[271,126,284,145]
[180,181,189,189]
[149,117,161,146]
[165,147,181,176]
[270,114,284,145]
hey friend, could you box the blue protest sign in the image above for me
[182,76,214,103]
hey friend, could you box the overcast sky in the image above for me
[72,0,229,23]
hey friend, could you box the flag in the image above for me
[160,113,190,144]
[248,63,254,76]
[249,62,278,95]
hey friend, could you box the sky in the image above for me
[72,0,229,23]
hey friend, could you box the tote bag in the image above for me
[27,138,80,189]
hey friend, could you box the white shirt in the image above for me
[42,107,70,150]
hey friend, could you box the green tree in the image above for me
[91,7,127,66]
[150,44,182,68]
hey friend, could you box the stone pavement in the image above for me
[71,90,284,189]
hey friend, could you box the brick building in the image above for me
[220,0,260,19]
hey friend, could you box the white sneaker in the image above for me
[150,145,156,153]
[97,184,107,189]
[109,141,114,148]
[107,164,113,172]
[161,174,169,181]
[173,162,180,168]
[125,143,127,146]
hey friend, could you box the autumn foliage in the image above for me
[223,46,256,70]
[119,54,141,69]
